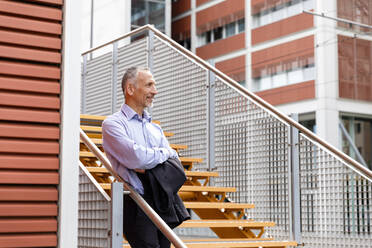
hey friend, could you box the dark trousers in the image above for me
[123,173,170,248]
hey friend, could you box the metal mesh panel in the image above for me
[115,38,148,112]
[151,36,208,170]
[214,77,290,239]
[299,134,372,247]
[78,167,110,248]
[84,52,113,115]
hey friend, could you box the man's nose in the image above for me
[151,85,158,95]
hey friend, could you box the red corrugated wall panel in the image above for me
[0,0,62,247]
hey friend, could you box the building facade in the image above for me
[172,0,372,170]
[0,0,80,247]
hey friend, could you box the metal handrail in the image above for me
[81,24,372,181]
[79,129,187,248]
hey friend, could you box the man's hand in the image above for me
[135,169,145,173]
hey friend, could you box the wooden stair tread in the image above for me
[179,157,203,163]
[163,131,174,137]
[80,114,106,121]
[183,202,254,209]
[177,240,296,248]
[81,125,101,132]
[180,238,274,242]
[177,240,297,248]
[179,185,236,193]
[185,171,219,177]
[179,219,275,228]
[79,151,98,158]
[170,144,188,150]
[86,167,109,173]
[124,240,296,248]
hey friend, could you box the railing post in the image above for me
[147,29,154,115]
[288,113,301,244]
[207,63,215,173]
[110,182,123,248]
[81,54,87,113]
[111,41,118,114]
[147,29,154,72]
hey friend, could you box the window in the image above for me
[197,18,245,47]
[213,26,223,41]
[225,22,236,37]
[342,116,372,170]
[238,19,245,32]
[252,0,314,28]
[206,30,212,43]
[252,55,315,92]
[178,38,191,50]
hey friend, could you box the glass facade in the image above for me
[342,116,372,170]
[131,0,166,32]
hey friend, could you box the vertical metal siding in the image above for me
[0,0,63,247]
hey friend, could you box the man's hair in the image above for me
[121,66,150,95]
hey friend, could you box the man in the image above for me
[102,67,178,248]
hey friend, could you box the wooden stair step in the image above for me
[175,240,297,248]
[179,219,275,228]
[81,125,102,132]
[123,238,291,248]
[80,114,106,122]
[185,170,219,178]
[86,167,109,173]
[79,151,98,158]
[179,157,203,163]
[180,238,274,242]
[183,202,254,210]
[170,144,188,150]
[179,185,236,193]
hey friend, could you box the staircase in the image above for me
[79,114,297,248]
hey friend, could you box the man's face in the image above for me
[131,70,158,109]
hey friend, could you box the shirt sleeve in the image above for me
[102,119,170,170]
[160,129,179,160]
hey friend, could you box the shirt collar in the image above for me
[121,104,152,122]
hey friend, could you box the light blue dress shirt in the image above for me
[102,104,178,194]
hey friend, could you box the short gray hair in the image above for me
[121,66,150,94]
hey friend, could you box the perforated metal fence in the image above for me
[115,38,148,111]
[78,166,111,248]
[152,37,208,170]
[299,135,372,247]
[80,26,372,247]
[83,52,113,116]
[214,77,290,239]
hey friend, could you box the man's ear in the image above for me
[127,83,134,95]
